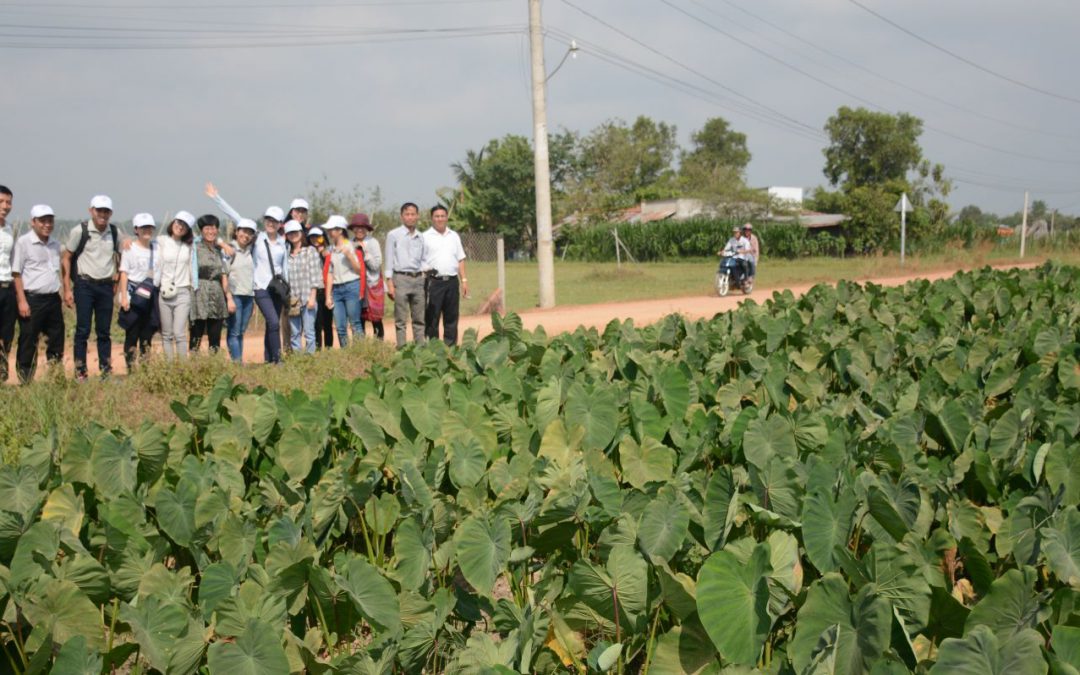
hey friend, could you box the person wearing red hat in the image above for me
[349,213,384,340]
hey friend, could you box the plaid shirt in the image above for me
[287,246,324,299]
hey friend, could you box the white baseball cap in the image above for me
[132,213,156,228]
[174,211,196,228]
[236,218,257,231]
[263,206,285,222]
[283,220,303,234]
[30,204,55,219]
[289,198,310,211]
[307,227,324,237]
[323,215,347,230]
[90,195,113,210]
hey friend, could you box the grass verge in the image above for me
[0,339,395,459]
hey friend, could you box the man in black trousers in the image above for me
[421,205,468,346]
[0,186,15,383]
[12,205,64,383]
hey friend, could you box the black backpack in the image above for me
[72,221,120,276]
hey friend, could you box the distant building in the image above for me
[766,186,804,208]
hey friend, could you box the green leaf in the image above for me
[120,595,191,672]
[1052,625,1080,671]
[206,619,290,675]
[867,476,921,542]
[155,484,197,548]
[334,557,400,632]
[742,414,796,470]
[51,635,103,675]
[565,382,619,451]
[926,399,972,453]
[696,542,773,666]
[568,544,648,634]
[656,364,691,420]
[363,493,400,537]
[90,435,138,498]
[0,465,45,521]
[929,625,1047,675]
[965,567,1046,639]
[448,438,488,490]
[41,484,84,538]
[345,405,387,452]
[637,489,690,562]
[401,381,447,441]
[702,467,739,552]
[802,489,856,574]
[276,425,322,482]
[618,436,674,490]
[1044,509,1080,589]
[790,574,891,674]
[649,620,720,675]
[597,643,623,672]
[454,513,511,598]
[22,579,105,651]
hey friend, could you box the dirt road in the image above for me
[2,262,1039,381]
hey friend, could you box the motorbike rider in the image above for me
[718,226,751,282]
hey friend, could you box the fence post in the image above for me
[613,228,622,268]
[496,237,506,314]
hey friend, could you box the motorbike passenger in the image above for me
[742,223,759,281]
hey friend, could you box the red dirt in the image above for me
[2,262,1039,382]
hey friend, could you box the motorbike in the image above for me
[716,254,753,296]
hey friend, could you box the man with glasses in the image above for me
[61,195,120,380]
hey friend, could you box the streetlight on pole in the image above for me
[528,0,556,308]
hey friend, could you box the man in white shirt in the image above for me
[12,205,64,383]
[0,186,14,383]
[421,205,468,346]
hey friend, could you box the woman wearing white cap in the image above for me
[205,182,288,363]
[288,198,310,230]
[155,212,197,360]
[223,218,257,362]
[117,213,160,369]
[323,215,365,346]
[284,220,322,354]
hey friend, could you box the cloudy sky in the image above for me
[1,0,1078,222]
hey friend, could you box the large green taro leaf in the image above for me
[565,383,619,451]
[790,574,891,674]
[206,619,289,675]
[637,488,690,562]
[702,467,739,552]
[742,414,797,470]
[120,595,192,672]
[619,436,674,490]
[965,567,1047,638]
[90,434,138,499]
[51,635,103,675]
[1043,508,1080,589]
[802,489,856,574]
[454,513,512,599]
[568,544,648,635]
[22,579,105,651]
[929,625,1047,675]
[696,542,773,667]
[333,557,400,632]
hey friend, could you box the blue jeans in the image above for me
[289,305,317,354]
[331,279,364,347]
[254,289,284,363]
[73,278,114,376]
[226,294,255,362]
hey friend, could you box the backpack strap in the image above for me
[71,222,90,275]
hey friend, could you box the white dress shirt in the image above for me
[421,227,466,277]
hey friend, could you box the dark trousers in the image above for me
[190,318,224,353]
[368,320,385,340]
[16,292,64,383]
[123,311,157,370]
[0,285,15,383]
[254,289,284,363]
[73,278,114,376]
[424,276,460,346]
[315,289,334,350]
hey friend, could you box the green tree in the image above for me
[681,117,751,175]
[567,115,679,218]
[449,131,577,250]
[823,107,923,189]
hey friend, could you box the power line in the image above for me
[845,0,1080,106]
[557,0,816,139]
[660,0,1080,167]
[700,0,1080,144]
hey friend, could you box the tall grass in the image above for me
[0,339,394,460]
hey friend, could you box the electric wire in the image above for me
[845,0,1080,106]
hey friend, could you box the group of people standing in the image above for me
[0,183,469,384]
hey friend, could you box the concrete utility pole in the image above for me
[1020,191,1029,258]
[529,0,556,308]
